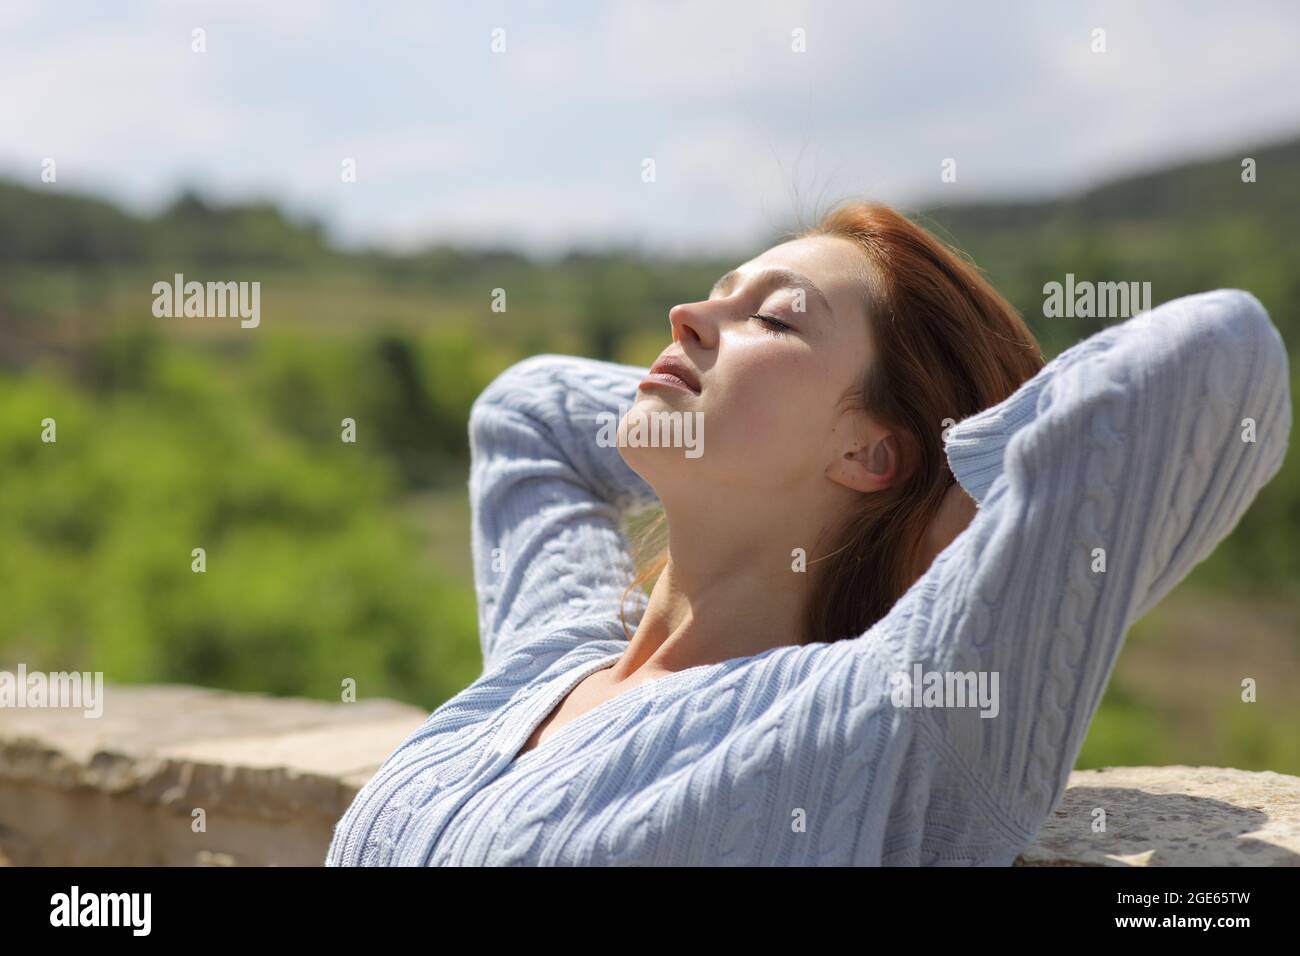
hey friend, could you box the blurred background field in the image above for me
[2,133,1297,774]
[12,3,1300,802]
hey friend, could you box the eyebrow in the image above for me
[709,266,833,318]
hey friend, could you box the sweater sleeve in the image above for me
[941,317,1132,504]
[467,353,659,674]
[897,289,1290,845]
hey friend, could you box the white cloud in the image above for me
[1,0,1297,253]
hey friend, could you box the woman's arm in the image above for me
[467,353,659,674]
[888,289,1290,846]
[940,313,1134,505]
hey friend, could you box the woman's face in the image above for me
[621,235,890,503]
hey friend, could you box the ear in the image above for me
[825,427,903,494]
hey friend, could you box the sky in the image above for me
[2,0,1299,258]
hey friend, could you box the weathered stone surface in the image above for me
[2,685,1297,865]
[1016,765,1300,866]
[0,683,428,866]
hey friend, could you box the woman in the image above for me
[326,201,1290,866]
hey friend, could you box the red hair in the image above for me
[621,200,1044,644]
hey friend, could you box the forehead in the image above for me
[732,235,870,322]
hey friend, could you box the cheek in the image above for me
[708,347,827,469]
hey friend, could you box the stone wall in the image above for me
[2,684,1296,866]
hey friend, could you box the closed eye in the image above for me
[751,313,791,335]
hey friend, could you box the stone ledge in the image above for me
[0,683,427,866]
[1,683,1297,865]
[1015,764,1300,866]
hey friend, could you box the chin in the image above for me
[615,401,706,465]
[617,436,701,487]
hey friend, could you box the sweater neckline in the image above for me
[493,648,726,769]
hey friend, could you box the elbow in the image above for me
[468,353,570,447]
[1172,290,1289,429]
[473,354,568,412]
[1212,289,1287,385]
[1184,290,1291,497]
[1225,290,1291,466]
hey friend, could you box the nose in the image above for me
[668,301,716,348]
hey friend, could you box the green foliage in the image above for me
[0,328,485,710]
[0,135,1296,766]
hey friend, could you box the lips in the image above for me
[647,355,702,394]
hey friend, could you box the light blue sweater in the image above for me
[326,290,1290,866]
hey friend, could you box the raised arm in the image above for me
[467,353,660,675]
[887,289,1290,846]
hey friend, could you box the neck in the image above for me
[609,488,832,683]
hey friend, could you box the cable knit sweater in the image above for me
[326,289,1290,866]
